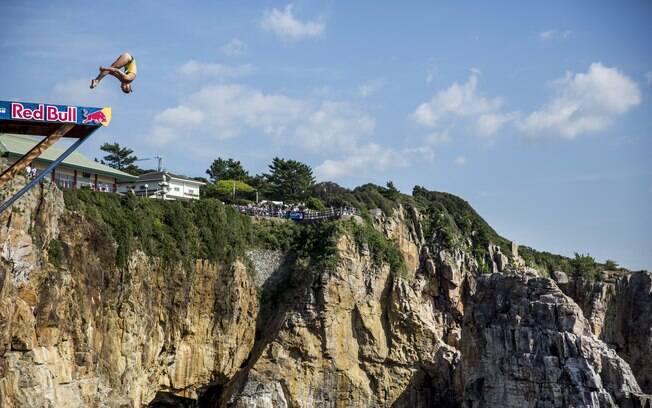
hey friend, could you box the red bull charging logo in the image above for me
[82,108,112,126]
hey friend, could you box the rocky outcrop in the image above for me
[562,272,652,394]
[460,274,645,407]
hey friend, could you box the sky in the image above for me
[1,0,651,270]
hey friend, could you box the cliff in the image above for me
[0,177,650,407]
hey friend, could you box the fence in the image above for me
[231,205,361,222]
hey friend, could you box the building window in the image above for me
[82,172,92,178]
[174,187,180,191]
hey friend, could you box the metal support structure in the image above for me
[0,127,99,214]
[0,123,75,188]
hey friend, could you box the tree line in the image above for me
[203,157,316,204]
[95,142,318,204]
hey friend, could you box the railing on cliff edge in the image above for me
[230,205,361,222]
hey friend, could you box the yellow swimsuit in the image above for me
[124,57,138,76]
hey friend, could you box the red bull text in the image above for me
[11,103,77,123]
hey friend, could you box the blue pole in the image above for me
[0,127,99,214]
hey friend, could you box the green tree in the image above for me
[385,181,400,200]
[265,157,315,202]
[570,253,599,280]
[206,158,249,182]
[604,259,619,270]
[99,143,141,174]
[202,179,255,203]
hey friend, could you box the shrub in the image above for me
[47,239,64,267]
[63,190,252,270]
[343,219,408,278]
[305,197,327,212]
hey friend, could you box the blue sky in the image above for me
[1,1,651,270]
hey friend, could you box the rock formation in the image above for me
[0,179,650,407]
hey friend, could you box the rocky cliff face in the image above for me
[0,180,650,407]
[0,179,258,407]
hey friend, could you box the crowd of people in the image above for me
[25,165,38,179]
[231,201,360,221]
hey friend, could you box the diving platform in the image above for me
[0,100,112,213]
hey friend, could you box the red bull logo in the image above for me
[82,108,112,126]
[11,103,77,123]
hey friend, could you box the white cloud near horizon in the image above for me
[261,4,325,41]
[539,29,572,41]
[178,60,255,78]
[149,80,436,181]
[149,84,307,143]
[221,38,248,56]
[454,155,467,166]
[315,143,431,180]
[519,63,641,138]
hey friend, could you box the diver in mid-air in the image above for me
[90,52,137,94]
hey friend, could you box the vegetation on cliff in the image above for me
[62,181,608,281]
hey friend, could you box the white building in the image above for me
[118,171,205,201]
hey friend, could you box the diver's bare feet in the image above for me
[90,79,99,89]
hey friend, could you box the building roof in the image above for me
[0,133,137,181]
[131,171,206,185]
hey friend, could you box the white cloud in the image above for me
[315,143,430,180]
[475,112,518,136]
[357,78,385,98]
[454,155,467,166]
[178,61,255,78]
[519,63,641,138]
[150,83,435,181]
[412,70,503,127]
[221,38,248,56]
[149,84,307,143]
[149,85,376,153]
[424,131,451,146]
[539,29,572,41]
[294,101,375,152]
[51,78,117,106]
[261,4,325,41]
[646,71,652,86]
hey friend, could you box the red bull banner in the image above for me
[0,100,112,127]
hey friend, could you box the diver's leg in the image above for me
[109,53,132,69]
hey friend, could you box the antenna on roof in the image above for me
[135,155,163,172]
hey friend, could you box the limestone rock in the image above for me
[460,274,643,407]
[552,270,569,284]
